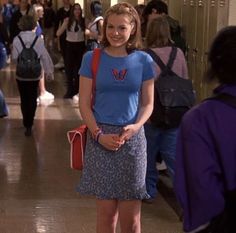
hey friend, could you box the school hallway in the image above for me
[0,63,182,233]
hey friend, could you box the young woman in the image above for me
[33,3,55,101]
[85,0,103,51]
[56,3,85,99]
[143,16,188,203]
[175,26,236,233]
[77,3,155,233]
[12,15,53,136]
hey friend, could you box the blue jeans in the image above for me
[144,123,178,198]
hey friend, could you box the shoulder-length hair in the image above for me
[67,3,85,31]
[145,16,173,48]
[101,2,142,52]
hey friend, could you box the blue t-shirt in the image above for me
[79,50,155,126]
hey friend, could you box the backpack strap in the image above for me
[18,36,39,49]
[30,36,39,49]
[206,93,236,108]
[18,36,26,49]
[145,47,177,72]
[91,48,101,108]
[167,47,177,70]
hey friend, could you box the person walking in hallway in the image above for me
[143,16,188,203]
[12,15,54,136]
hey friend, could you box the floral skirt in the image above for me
[77,124,149,200]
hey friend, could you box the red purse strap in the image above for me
[91,48,101,107]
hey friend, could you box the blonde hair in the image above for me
[101,2,142,51]
[145,15,172,48]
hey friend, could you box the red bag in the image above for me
[67,48,101,170]
[67,125,87,170]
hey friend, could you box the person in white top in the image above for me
[85,1,103,51]
[56,3,85,99]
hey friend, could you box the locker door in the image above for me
[183,0,198,95]
[195,0,208,100]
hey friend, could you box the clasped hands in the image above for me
[98,124,140,151]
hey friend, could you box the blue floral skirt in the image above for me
[77,124,149,200]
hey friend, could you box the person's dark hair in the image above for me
[142,0,168,18]
[18,15,37,31]
[134,4,145,18]
[101,2,142,52]
[141,0,168,38]
[68,3,85,32]
[145,16,173,48]
[206,26,236,84]
[90,1,102,17]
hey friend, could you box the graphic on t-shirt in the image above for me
[112,69,127,81]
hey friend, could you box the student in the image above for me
[33,3,55,101]
[12,15,54,136]
[56,3,85,99]
[54,0,71,69]
[174,26,236,233]
[142,0,186,54]
[143,16,188,203]
[9,0,30,43]
[77,2,155,232]
[85,0,103,51]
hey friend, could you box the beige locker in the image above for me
[180,0,230,100]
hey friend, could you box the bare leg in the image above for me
[119,200,141,233]
[96,199,119,233]
[39,71,46,95]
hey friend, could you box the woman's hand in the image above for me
[98,134,125,151]
[119,124,141,141]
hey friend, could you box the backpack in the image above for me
[205,92,236,108]
[146,47,196,129]
[16,36,42,80]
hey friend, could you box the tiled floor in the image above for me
[0,63,182,233]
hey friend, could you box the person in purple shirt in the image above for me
[174,26,236,233]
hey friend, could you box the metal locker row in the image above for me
[172,0,229,101]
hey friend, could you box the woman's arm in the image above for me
[120,78,154,141]
[79,76,124,151]
[56,18,68,37]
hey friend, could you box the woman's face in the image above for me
[74,5,82,18]
[37,7,44,19]
[106,13,135,49]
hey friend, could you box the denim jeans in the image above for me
[144,123,178,198]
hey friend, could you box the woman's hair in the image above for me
[101,2,142,51]
[145,15,172,48]
[18,15,37,31]
[206,26,236,84]
[90,1,102,17]
[31,3,43,20]
[67,3,85,32]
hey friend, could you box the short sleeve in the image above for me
[79,51,93,79]
[142,52,156,81]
